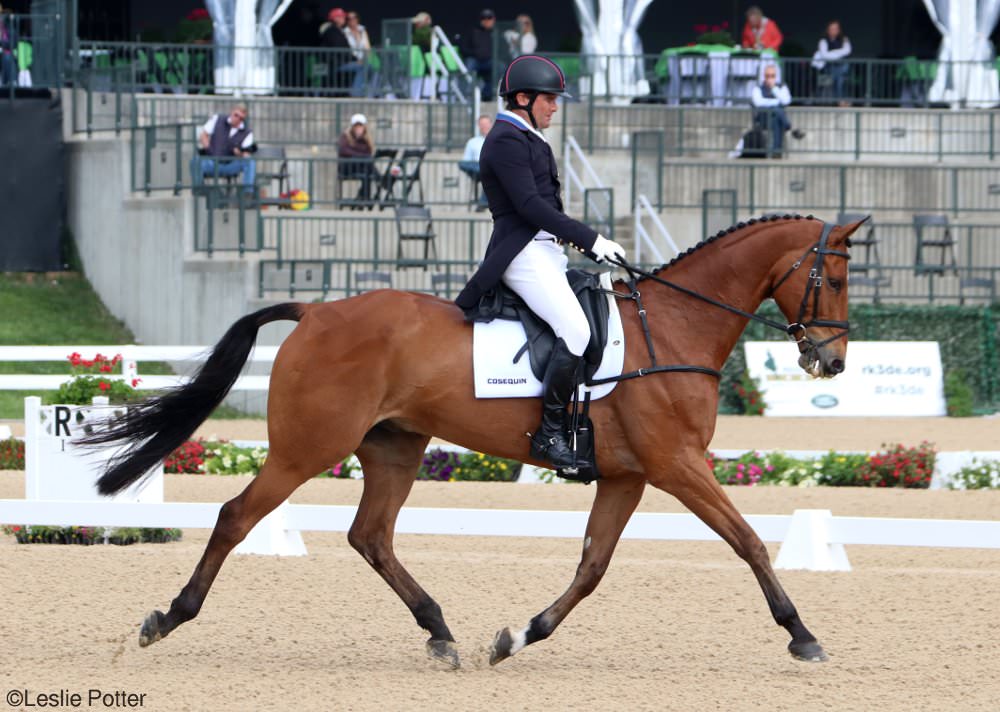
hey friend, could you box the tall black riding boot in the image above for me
[530,338,583,469]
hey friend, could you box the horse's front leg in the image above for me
[648,453,827,662]
[490,474,644,665]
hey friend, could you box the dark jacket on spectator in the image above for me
[0,14,17,53]
[319,23,349,49]
[337,131,373,158]
[461,25,493,61]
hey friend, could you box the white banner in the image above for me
[744,341,946,417]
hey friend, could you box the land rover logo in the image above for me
[811,394,838,409]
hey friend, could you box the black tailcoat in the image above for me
[454,116,598,309]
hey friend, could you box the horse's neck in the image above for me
[637,224,795,370]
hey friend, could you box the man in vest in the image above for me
[191,103,257,194]
[750,65,804,156]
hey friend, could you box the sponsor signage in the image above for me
[743,341,946,416]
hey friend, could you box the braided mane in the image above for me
[626,213,817,284]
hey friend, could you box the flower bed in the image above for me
[707,441,937,488]
[4,435,997,489]
[1,524,182,545]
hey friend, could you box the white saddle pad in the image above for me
[473,273,625,400]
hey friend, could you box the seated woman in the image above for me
[337,113,376,208]
[811,20,852,106]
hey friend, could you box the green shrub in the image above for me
[455,451,521,481]
[948,458,1000,489]
[813,451,872,486]
[2,524,181,545]
[734,370,766,415]
[0,437,25,469]
[944,369,975,417]
[202,440,268,475]
[47,352,140,406]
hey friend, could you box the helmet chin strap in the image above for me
[511,92,539,129]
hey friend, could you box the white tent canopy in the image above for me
[205,0,295,94]
[922,0,1000,107]
[573,0,655,103]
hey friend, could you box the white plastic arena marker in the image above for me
[235,502,307,556]
[774,509,851,572]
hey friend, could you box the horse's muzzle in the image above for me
[798,345,845,378]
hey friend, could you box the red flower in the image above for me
[131,378,142,388]
[98,380,110,391]
[187,8,210,21]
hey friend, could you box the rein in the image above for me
[587,221,851,387]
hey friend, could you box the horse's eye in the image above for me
[828,278,843,291]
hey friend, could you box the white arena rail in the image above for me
[0,499,997,570]
[0,345,276,391]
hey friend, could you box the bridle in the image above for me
[766,220,851,349]
[591,219,851,386]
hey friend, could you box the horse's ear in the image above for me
[834,215,870,248]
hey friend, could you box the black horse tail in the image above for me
[83,303,304,496]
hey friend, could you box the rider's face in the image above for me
[529,93,559,129]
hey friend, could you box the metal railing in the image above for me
[198,208,492,259]
[569,105,1000,158]
[258,258,481,301]
[136,139,494,209]
[634,194,679,264]
[1,13,62,98]
[643,161,1000,215]
[547,52,996,108]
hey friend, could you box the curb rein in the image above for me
[587,221,851,387]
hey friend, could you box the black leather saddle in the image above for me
[462,269,610,382]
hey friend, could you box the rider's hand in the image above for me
[592,234,627,264]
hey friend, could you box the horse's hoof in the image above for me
[489,627,514,666]
[789,639,828,662]
[138,610,165,648]
[426,638,460,669]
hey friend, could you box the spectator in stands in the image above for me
[504,14,538,59]
[812,20,852,106]
[741,6,782,52]
[319,7,359,96]
[458,114,494,210]
[345,11,371,60]
[0,4,17,88]
[337,113,376,208]
[191,103,257,195]
[343,11,373,96]
[751,65,804,156]
[411,11,433,52]
[461,9,496,100]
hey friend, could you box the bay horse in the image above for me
[85,214,863,668]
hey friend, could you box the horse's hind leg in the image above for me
[350,427,460,668]
[139,455,317,647]
[649,455,827,662]
[490,474,645,665]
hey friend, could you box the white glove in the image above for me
[592,234,627,264]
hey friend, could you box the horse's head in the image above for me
[769,217,867,378]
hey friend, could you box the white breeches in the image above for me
[501,236,590,356]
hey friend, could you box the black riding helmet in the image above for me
[498,55,571,128]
